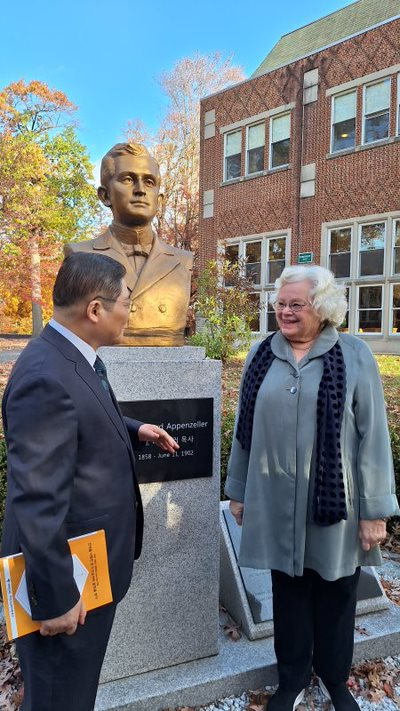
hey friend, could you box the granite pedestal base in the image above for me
[97,346,221,682]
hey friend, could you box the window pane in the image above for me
[271,138,290,167]
[245,242,261,283]
[395,221,400,247]
[248,293,260,332]
[333,92,356,122]
[364,112,389,143]
[393,309,400,333]
[358,310,382,332]
[248,146,264,173]
[226,131,241,156]
[267,308,278,332]
[393,285,400,308]
[359,250,384,276]
[332,118,355,151]
[272,114,290,142]
[360,223,385,250]
[330,253,351,278]
[268,259,285,283]
[394,248,400,274]
[225,154,241,180]
[269,237,286,260]
[359,286,382,309]
[330,228,351,253]
[393,286,400,333]
[329,228,351,277]
[226,244,239,264]
[365,80,390,114]
[248,124,265,149]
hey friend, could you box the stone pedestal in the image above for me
[97,347,221,682]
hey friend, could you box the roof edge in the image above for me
[201,13,400,104]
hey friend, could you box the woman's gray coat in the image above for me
[224,326,399,581]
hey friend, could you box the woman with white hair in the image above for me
[225,265,399,711]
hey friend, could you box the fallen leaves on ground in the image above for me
[380,577,400,605]
[354,625,369,636]
[0,623,23,710]
[245,689,270,710]
[219,604,242,641]
[349,657,400,705]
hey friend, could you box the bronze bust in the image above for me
[65,143,193,346]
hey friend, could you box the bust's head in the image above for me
[98,143,161,228]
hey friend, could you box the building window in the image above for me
[359,222,385,276]
[249,293,261,332]
[363,79,390,144]
[224,130,241,180]
[394,220,400,274]
[331,91,356,152]
[329,227,351,277]
[357,285,383,333]
[337,288,350,332]
[244,241,262,285]
[270,113,290,168]
[224,244,239,287]
[392,284,400,334]
[266,296,278,332]
[247,123,265,174]
[267,236,286,283]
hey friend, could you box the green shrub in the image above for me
[0,438,7,539]
[191,257,255,362]
[220,410,236,499]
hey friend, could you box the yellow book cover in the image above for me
[0,529,113,641]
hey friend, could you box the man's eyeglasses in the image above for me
[274,300,311,312]
[94,295,132,309]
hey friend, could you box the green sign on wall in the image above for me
[298,252,313,264]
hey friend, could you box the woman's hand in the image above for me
[229,500,244,526]
[359,519,387,551]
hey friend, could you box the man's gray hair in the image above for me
[269,265,347,327]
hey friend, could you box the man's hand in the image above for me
[359,519,387,551]
[138,424,179,453]
[39,598,86,637]
[229,500,244,526]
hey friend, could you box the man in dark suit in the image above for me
[1,252,178,711]
[64,142,194,346]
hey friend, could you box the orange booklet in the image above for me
[0,529,113,641]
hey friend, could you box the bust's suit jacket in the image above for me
[65,229,194,345]
[1,325,143,620]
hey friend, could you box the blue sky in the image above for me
[1,0,348,170]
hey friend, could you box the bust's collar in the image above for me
[110,221,154,249]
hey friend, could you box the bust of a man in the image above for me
[65,143,193,346]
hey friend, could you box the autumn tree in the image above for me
[0,80,99,335]
[125,53,244,256]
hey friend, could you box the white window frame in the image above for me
[390,283,400,336]
[362,78,391,145]
[246,122,265,176]
[356,284,384,335]
[358,221,386,278]
[269,112,291,169]
[330,90,357,154]
[249,291,262,333]
[393,218,400,276]
[223,129,242,182]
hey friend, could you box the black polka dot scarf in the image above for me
[236,333,348,526]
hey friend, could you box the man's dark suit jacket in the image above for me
[1,325,143,621]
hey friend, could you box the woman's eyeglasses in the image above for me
[274,301,310,312]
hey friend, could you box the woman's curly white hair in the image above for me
[269,265,348,327]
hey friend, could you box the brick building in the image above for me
[199,0,400,353]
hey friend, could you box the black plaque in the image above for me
[120,398,213,483]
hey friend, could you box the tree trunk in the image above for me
[30,234,43,336]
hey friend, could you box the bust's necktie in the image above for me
[94,356,111,397]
